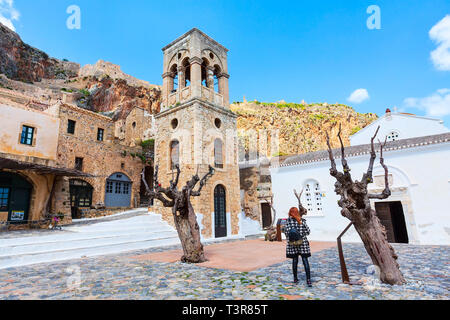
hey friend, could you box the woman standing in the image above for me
[284,207,312,287]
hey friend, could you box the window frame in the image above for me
[170,140,180,170]
[19,125,36,146]
[97,128,104,141]
[303,180,324,217]
[67,119,76,135]
[74,157,84,171]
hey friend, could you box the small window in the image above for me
[215,118,222,129]
[123,183,130,195]
[75,157,84,171]
[115,182,122,194]
[68,120,76,134]
[304,180,323,216]
[97,128,104,141]
[106,181,113,194]
[387,131,400,142]
[170,140,180,170]
[171,119,179,130]
[214,139,223,169]
[20,125,35,146]
[0,187,10,211]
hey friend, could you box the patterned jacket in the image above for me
[284,217,311,258]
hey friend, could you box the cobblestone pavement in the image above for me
[0,242,448,300]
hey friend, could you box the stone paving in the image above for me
[0,241,448,300]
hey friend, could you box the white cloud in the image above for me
[430,15,450,71]
[404,89,450,117]
[0,0,19,32]
[347,88,370,104]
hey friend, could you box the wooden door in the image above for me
[261,203,272,229]
[214,185,227,238]
[375,202,396,243]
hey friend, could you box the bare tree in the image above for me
[325,125,405,285]
[141,164,215,263]
[293,188,308,216]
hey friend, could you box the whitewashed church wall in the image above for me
[270,143,450,245]
[350,114,449,146]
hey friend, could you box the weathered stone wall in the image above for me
[55,103,144,208]
[154,100,241,238]
[51,176,72,224]
[239,160,273,225]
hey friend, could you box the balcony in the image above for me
[164,85,224,110]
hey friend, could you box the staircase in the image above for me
[0,209,180,270]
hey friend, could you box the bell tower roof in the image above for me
[162,28,229,53]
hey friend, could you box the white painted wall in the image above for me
[350,113,449,146]
[0,103,60,160]
[270,143,450,245]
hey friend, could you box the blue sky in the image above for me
[2,0,450,126]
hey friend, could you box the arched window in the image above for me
[170,64,178,93]
[213,65,221,93]
[214,139,223,169]
[387,131,400,142]
[303,180,323,216]
[170,140,180,170]
[182,58,191,87]
[201,58,210,87]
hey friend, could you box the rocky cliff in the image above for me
[231,101,378,156]
[0,22,161,119]
[0,23,79,83]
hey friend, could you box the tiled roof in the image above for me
[272,132,450,168]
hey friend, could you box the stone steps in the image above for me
[0,212,180,270]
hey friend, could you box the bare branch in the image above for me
[294,188,307,214]
[368,138,391,199]
[192,166,215,196]
[337,124,351,177]
[326,131,338,177]
[170,164,181,189]
[364,126,381,185]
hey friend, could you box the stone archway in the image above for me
[105,173,132,208]
[0,171,33,224]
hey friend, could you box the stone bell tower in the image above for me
[153,29,241,239]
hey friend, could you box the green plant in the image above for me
[79,89,90,96]
[351,126,362,135]
[140,139,155,150]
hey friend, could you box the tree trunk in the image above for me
[173,200,206,263]
[352,210,405,285]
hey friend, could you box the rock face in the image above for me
[79,60,157,89]
[231,101,378,156]
[78,76,161,120]
[0,23,79,83]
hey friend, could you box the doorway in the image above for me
[139,166,153,207]
[70,179,93,219]
[105,173,132,208]
[214,185,227,238]
[375,201,409,243]
[0,172,32,224]
[261,203,272,229]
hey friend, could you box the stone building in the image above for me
[153,29,241,239]
[0,90,90,227]
[45,102,149,218]
[0,85,153,227]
